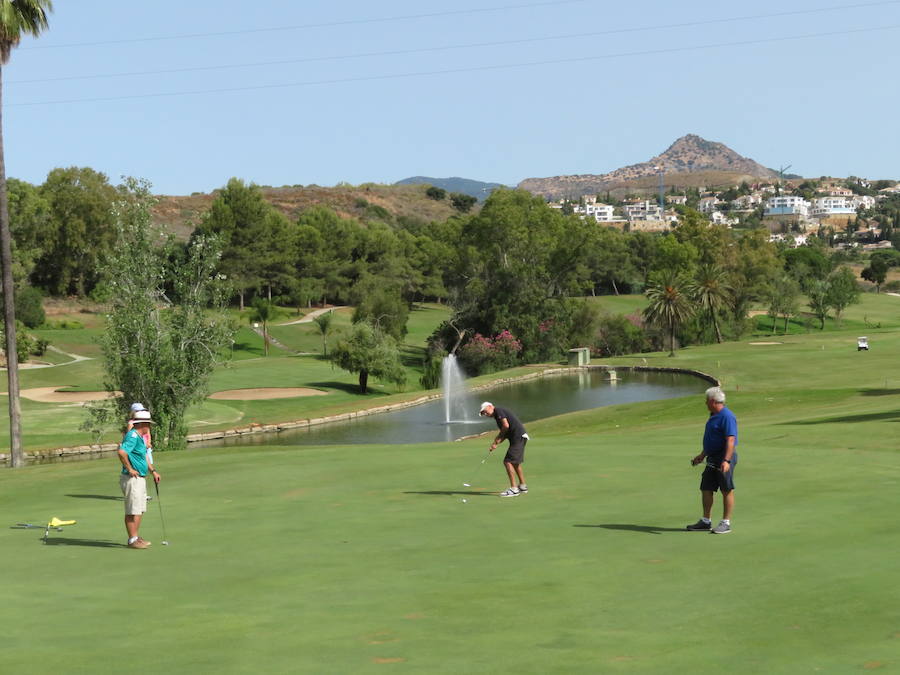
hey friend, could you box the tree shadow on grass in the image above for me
[43,538,126,548]
[859,388,900,397]
[404,490,494,497]
[782,410,900,425]
[307,381,384,396]
[66,494,122,501]
[574,524,686,535]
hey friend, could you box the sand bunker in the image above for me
[209,387,328,400]
[18,387,120,403]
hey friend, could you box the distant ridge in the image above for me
[395,176,507,200]
[518,135,778,200]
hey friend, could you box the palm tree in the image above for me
[0,1,53,467]
[643,271,695,357]
[249,298,275,356]
[688,264,732,344]
[313,309,333,357]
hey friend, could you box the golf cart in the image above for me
[857,336,869,351]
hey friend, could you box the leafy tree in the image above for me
[313,309,333,356]
[450,192,477,213]
[861,256,889,292]
[0,0,53,467]
[8,177,48,285]
[330,320,406,394]
[643,271,695,356]
[766,275,801,335]
[782,246,830,291]
[688,264,731,343]
[35,166,117,296]
[248,298,275,356]
[351,276,409,340]
[446,189,595,362]
[825,266,861,326]
[193,178,275,309]
[84,178,233,452]
[425,186,446,201]
[807,279,830,329]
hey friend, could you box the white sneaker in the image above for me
[499,488,520,497]
[518,484,528,493]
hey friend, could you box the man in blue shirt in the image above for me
[687,387,738,534]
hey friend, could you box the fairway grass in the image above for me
[3,304,900,672]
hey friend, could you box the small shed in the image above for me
[567,347,590,366]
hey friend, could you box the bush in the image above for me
[425,186,446,201]
[593,313,649,357]
[14,285,45,328]
[457,330,523,375]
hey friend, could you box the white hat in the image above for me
[479,401,493,414]
[130,402,146,412]
[130,409,154,424]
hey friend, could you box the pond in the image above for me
[191,369,709,449]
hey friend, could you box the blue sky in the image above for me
[6,0,900,194]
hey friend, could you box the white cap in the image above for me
[479,401,493,414]
[130,410,154,424]
[130,402,146,412]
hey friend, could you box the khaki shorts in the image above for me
[120,475,148,515]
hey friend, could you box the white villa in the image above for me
[764,195,810,217]
[810,196,855,219]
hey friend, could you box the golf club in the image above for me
[153,480,169,545]
[461,450,492,490]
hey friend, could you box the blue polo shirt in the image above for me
[703,406,738,464]
[120,428,149,476]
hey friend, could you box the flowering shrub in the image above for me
[457,330,523,374]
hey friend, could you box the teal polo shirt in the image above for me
[120,428,149,476]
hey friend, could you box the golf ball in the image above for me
[462,499,467,503]
[462,483,471,487]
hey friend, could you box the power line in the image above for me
[11,0,900,85]
[9,23,899,108]
[19,0,593,50]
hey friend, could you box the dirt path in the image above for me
[278,306,346,326]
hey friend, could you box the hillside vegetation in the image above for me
[152,182,465,240]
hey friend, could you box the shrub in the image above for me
[14,285,45,328]
[425,186,446,201]
[457,330,523,375]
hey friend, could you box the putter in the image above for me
[153,480,169,545]
[462,450,492,487]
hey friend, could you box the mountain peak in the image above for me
[518,135,777,199]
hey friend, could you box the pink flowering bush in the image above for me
[457,330,523,374]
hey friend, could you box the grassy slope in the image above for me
[1,297,898,672]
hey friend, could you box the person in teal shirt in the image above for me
[117,410,160,549]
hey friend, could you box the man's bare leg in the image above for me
[722,490,734,521]
[701,491,714,520]
[504,462,518,488]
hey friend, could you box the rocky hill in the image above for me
[518,134,778,200]
[151,183,464,240]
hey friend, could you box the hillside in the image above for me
[519,134,778,200]
[151,183,465,240]
[394,176,507,200]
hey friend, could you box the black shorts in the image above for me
[700,462,735,492]
[504,437,527,465]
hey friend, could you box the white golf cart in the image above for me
[857,336,869,351]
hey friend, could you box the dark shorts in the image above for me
[700,462,735,492]
[504,437,527,465]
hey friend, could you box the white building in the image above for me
[731,194,761,210]
[666,195,688,205]
[810,196,855,219]
[697,197,723,214]
[585,202,615,222]
[623,200,663,221]
[851,195,876,210]
[764,196,810,217]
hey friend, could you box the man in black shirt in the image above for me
[479,401,529,497]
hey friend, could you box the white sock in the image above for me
[701,517,711,524]
[722,519,731,525]
[128,536,138,544]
